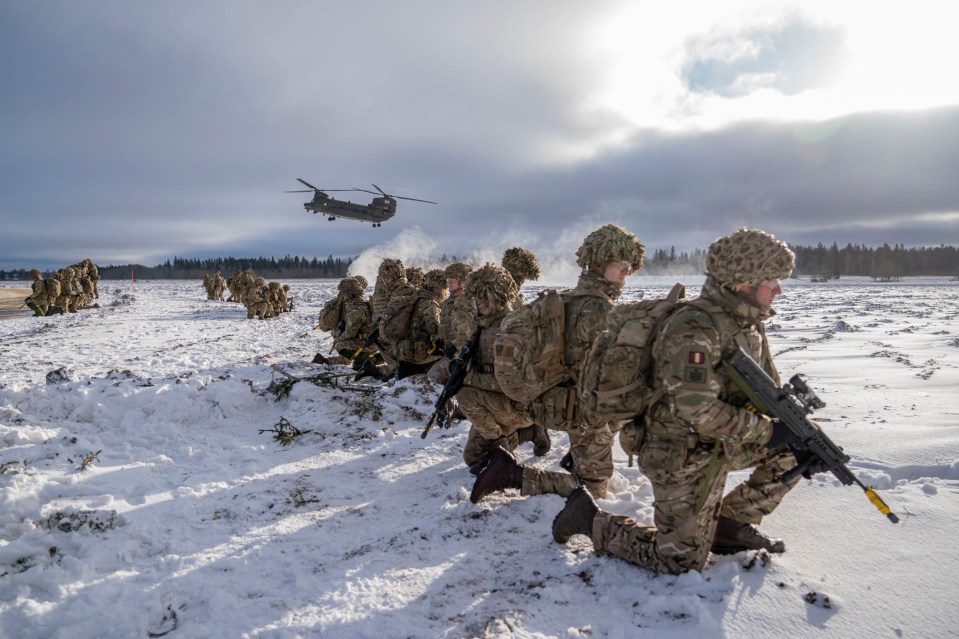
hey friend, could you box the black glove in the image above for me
[792,449,831,479]
[443,343,458,360]
[764,419,803,450]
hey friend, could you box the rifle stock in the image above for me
[722,346,898,524]
[421,327,482,439]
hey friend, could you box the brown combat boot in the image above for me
[552,487,598,543]
[711,516,785,554]
[470,447,524,503]
[516,424,551,456]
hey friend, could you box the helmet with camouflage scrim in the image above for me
[575,224,645,273]
[501,247,540,285]
[465,263,518,310]
[444,262,473,282]
[353,275,368,291]
[29,269,41,278]
[338,277,364,298]
[423,268,447,294]
[254,277,267,287]
[282,284,290,291]
[378,258,406,282]
[707,227,795,289]
[406,266,425,289]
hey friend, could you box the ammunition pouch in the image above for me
[528,385,577,432]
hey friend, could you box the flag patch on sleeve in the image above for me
[688,351,706,365]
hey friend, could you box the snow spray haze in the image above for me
[349,217,638,287]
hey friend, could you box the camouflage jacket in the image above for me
[334,298,373,352]
[393,289,442,364]
[561,270,624,384]
[368,279,390,318]
[448,292,478,350]
[648,276,778,464]
[437,292,461,344]
[378,278,417,354]
[464,308,510,392]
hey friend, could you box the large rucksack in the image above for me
[577,283,688,426]
[379,290,419,341]
[317,296,343,332]
[493,289,568,404]
[44,277,61,299]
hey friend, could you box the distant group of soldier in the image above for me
[205,270,293,319]
[23,259,100,316]
[311,225,809,577]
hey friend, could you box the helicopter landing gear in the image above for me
[328,216,336,221]
[372,222,381,227]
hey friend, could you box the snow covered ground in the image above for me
[1,276,957,639]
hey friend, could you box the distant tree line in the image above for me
[791,243,959,281]
[0,255,354,281]
[3,245,957,282]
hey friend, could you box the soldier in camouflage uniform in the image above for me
[428,262,474,384]
[405,266,425,290]
[25,269,50,316]
[501,246,540,309]
[391,268,445,379]
[212,271,227,301]
[471,224,646,503]
[243,277,272,319]
[553,228,804,574]
[456,264,534,469]
[317,278,374,366]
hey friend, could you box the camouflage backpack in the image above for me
[493,289,568,404]
[379,290,419,341]
[317,296,343,332]
[577,283,688,425]
[44,277,61,299]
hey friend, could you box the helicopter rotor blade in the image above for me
[285,189,316,193]
[370,184,388,196]
[297,178,319,190]
[392,195,437,204]
[352,187,380,195]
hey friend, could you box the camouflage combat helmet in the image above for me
[353,275,368,291]
[444,262,473,281]
[707,227,795,288]
[378,258,406,281]
[29,268,41,278]
[253,277,267,287]
[338,277,364,298]
[406,266,425,288]
[282,284,290,290]
[575,224,645,272]
[501,247,540,283]
[422,268,447,293]
[268,281,280,289]
[465,263,518,308]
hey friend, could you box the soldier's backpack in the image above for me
[577,283,688,425]
[317,296,343,332]
[44,277,61,299]
[379,290,419,341]
[493,289,569,404]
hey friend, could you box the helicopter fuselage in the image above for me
[304,195,396,224]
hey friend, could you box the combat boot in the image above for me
[552,487,598,543]
[311,353,330,365]
[515,424,551,456]
[711,516,785,555]
[470,447,523,503]
[352,359,380,381]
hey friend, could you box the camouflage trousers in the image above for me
[26,295,50,316]
[522,418,621,499]
[591,441,799,574]
[459,386,532,467]
[246,302,272,319]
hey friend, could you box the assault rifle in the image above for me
[329,319,346,354]
[722,346,899,523]
[421,327,482,439]
[351,326,385,363]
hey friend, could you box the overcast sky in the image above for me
[2,1,958,271]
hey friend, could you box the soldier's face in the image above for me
[740,278,782,311]
[602,260,632,284]
[447,278,461,294]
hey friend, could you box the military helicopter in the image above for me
[286,179,436,227]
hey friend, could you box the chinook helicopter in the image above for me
[287,179,436,227]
